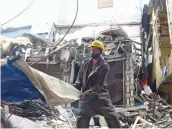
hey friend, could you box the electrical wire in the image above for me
[0,0,35,27]
[47,0,78,54]
[30,0,78,66]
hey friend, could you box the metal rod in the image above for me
[132,116,139,129]
[115,105,148,113]
[132,116,154,129]
[164,122,172,128]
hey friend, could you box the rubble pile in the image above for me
[2,99,60,121]
[118,93,172,128]
[1,100,75,128]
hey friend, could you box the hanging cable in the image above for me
[0,0,35,27]
[47,0,78,54]
[30,0,79,66]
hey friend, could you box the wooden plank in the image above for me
[160,21,168,25]
[159,13,168,26]
[115,105,148,113]
[160,25,170,35]
[159,12,168,25]
[159,13,168,18]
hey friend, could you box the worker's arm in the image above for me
[73,62,84,91]
[84,63,110,100]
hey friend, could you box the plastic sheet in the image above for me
[1,56,45,103]
[1,56,81,105]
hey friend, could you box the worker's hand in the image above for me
[84,89,98,101]
[80,93,85,101]
[80,89,98,101]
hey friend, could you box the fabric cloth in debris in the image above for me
[73,56,121,128]
[1,56,81,105]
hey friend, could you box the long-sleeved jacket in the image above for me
[73,56,110,100]
[73,57,122,128]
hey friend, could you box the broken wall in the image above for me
[125,54,135,106]
[166,0,172,79]
[151,1,172,87]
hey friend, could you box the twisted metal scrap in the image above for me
[2,99,61,121]
[118,93,172,128]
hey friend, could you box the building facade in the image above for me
[141,0,172,103]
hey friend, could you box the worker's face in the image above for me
[91,47,101,54]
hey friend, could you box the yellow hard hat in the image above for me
[89,40,105,51]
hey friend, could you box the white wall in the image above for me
[56,0,143,25]
[0,0,150,28]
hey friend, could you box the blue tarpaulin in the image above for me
[1,56,45,103]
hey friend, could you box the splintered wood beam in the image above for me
[160,21,168,25]
[160,34,170,36]
[159,12,168,25]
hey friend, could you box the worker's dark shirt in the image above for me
[73,57,122,128]
[73,56,110,100]
[85,61,96,91]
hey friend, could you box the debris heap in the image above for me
[118,93,172,128]
[2,100,59,121]
[1,99,75,128]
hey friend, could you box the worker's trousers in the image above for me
[76,99,121,128]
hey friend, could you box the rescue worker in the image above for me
[73,40,122,128]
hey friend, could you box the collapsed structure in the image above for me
[1,4,172,126]
[1,25,141,106]
[1,24,142,128]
